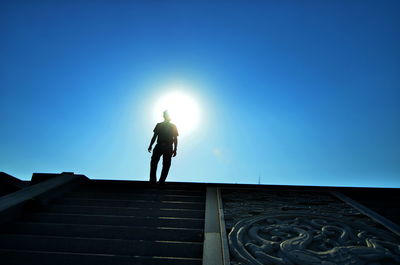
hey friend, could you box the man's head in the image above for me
[163,110,171,122]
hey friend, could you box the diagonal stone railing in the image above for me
[0,172,87,226]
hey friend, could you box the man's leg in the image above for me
[159,150,172,184]
[149,146,162,184]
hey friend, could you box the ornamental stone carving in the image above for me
[229,214,400,265]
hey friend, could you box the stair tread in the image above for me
[23,215,204,230]
[60,198,204,204]
[0,234,203,258]
[65,194,205,203]
[4,222,203,241]
[47,204,204,211]
[69,191,204,198]
[74,189,205,196]
[41,205,204,218]
[0,249,202,265]
[11,221,203,231]
[56,199,205,209]
[25,212,203,220]
[0,233,203,244]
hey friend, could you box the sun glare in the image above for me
[153,91,200,135]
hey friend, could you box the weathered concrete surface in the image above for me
[203,187,223,265]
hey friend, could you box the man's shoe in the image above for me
[158,181,166,187]
[149,180,157,187]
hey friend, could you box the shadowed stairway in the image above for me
[0,180,206,265]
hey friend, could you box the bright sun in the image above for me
[153,91,200,135]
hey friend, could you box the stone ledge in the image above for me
[0,172,87,226]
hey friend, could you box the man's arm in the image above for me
[148,133,157,153]
[173,136,178,157]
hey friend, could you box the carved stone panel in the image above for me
[222,189,400,265]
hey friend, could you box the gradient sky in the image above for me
[1,0,399,187]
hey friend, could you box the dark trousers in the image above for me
[150,143,173,184]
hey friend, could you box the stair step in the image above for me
[76,181,204,188]
[79,181,205,190]
[0,234,203,258]
[56,198,205,210]
[3,222,203,242]
[67,192,204,202]
[24,213,204,229]
[74,188,205,197]
[42,205,205,218]
[0,249,202,265]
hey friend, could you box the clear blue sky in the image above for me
[1,0,399,187]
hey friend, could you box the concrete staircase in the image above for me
[0,180,206,265]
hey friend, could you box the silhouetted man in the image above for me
[148,110,178,185]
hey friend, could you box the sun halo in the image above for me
[153,91,200,136]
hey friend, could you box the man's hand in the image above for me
[173,149,177,157]
[148,133,157,153]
